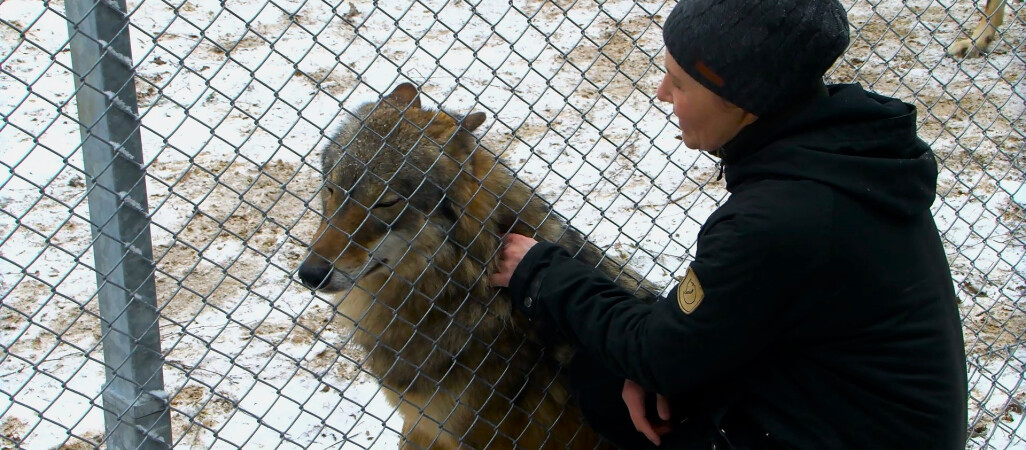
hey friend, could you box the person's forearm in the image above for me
[509,242,671,391]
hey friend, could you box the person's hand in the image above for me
[622,379,673,446]
[488,233,538,287]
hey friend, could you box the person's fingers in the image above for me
[657,394,671,421]
[506,233,532,249]
[653,422,673,439]
[622,380,661,446]
[491,233,541,289]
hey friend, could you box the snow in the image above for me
[0,0,1023,448]
[967,348,1026,450]
[1002,179,1026,207]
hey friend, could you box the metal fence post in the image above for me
[64,0,172,448]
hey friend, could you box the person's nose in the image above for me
[656,76,671,104]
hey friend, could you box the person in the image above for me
[489,0,969,448]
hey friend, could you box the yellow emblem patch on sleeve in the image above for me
[676,266,705,314]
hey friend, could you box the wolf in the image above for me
[948,0,1007,58]
[297,82,658,449]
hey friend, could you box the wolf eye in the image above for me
[373,198,401,209]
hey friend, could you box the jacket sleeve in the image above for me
[507,190,831,397]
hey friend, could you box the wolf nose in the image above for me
[298,257,332,290]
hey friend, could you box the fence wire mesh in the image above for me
[0,0,1023,448]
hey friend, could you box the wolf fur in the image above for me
[297,83,657,449]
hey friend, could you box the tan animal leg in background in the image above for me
[948,0,1007,58]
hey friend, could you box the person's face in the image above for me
[656,51,758,151]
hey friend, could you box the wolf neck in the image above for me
[346,233,515,393]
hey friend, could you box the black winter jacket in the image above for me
[509,84,968,449]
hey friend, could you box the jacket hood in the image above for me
[720,83,938,218]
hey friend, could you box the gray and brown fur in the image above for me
[297,83,657,449]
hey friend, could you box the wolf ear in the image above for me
[386,82,421,109]
[461,111,486,132]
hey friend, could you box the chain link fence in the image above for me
[0,0,1023,448]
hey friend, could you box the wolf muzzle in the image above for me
[297,254,333,290]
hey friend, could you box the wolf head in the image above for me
[297,83,490,293]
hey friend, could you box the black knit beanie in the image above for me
[662,0,850,116]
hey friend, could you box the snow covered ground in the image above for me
[0,0,1023,448]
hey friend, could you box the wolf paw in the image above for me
[948,38,985,58]
[948,27,998,59]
